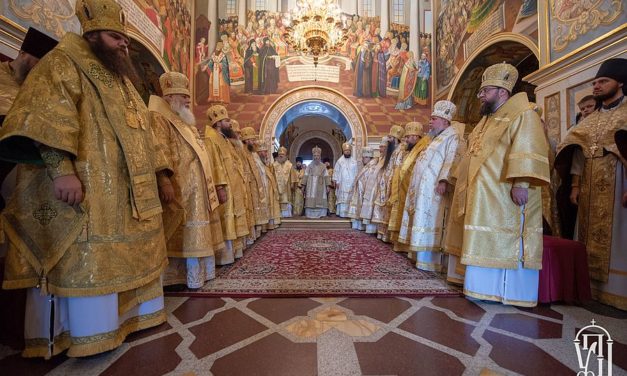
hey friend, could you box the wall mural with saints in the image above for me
[434,0,539,99]
[192,7,433,137]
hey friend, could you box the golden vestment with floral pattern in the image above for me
[265,163,281,226]
[445,93,550,270]
[229,139,256,239]
[0,33,168,296]
[272,159,298,209]
[555,101,627,282]
[388,136,432,243]
[372,144,406,225]
[0,61,20,117]
[293,167,305,215]
[204,127,249,239]
[149,95,220,258]
[327,168,336,213]
[397,124,465,256]
[242,149,269,225]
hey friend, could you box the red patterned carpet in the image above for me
[175,229,460,298]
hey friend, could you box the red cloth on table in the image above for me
[539,236,592,304]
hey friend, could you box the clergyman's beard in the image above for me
[221,127,236,139]
[13,63,29,84]
[247,143,255,152]
[593,87,619,102]
[172,103,196,125]
[88,35,139,82]
[406,142,415,151]
[382,140,396,169]
[343,154,351,158]
[480,101,494,116]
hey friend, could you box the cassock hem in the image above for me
[464,289,537,307]
[591,288,627,311]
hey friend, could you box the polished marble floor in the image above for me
[1,295,626,375]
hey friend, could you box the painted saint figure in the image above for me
[201,41,230,103]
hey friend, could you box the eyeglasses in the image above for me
[477,86,499,98]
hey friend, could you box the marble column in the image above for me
[380,0,389,38]
[208,0,218,50]
[239,0,247,26]
[409,0,419,59]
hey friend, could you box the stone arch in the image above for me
[259,86,368,159]
[447,33,540,125]
[289,130,343,163]
[447,32,539,102]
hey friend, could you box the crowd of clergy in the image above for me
[0,0,625,360]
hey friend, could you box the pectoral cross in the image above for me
[590,144,599,156]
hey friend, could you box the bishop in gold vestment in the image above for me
[302,146,331,218]
[445,63,550,307]
[272,147,299,217]
[293,157,306,216]
[388,122,430,248]
[373,125,406,242]
[0,27,57,210]
[150,72,221,288]
[347,148,375,230]
[397,102,464,272]
[555,58,627,310]
[229,120,257,249]
[0,1,168,357]
[325,160,336,214]
[204,106,249,263]
[258,142,281,229]
[240,127,270,233]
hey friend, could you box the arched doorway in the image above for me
[288,126,344,163]
[448,34,539,126]
[298,138,335,163]
[259,86,368,160]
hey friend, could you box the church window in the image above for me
[392,0,404,24]
[361,0,373,17]
[226,0,236,16]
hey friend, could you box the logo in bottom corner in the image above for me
[574,319,613,376]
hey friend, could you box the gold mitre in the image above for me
[76,0,128,37]
[529,102,543,118]
[159,72,190,97]
[278,146,288,156]
[362,148,374,157]
[480,62,518,92]
[431,100,457,122]
[207,104,229,126]
[240,126,257,141]
[312,145,322,156]
[388,125,405,141]
[230,119,241,132]
[342,142,352,151]
[257,140,268,152]
[404,122,424,137]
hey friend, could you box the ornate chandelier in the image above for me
[283,0,349,66]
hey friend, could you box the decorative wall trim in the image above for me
[544,92,561,148]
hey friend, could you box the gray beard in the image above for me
[173,104,196,125]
